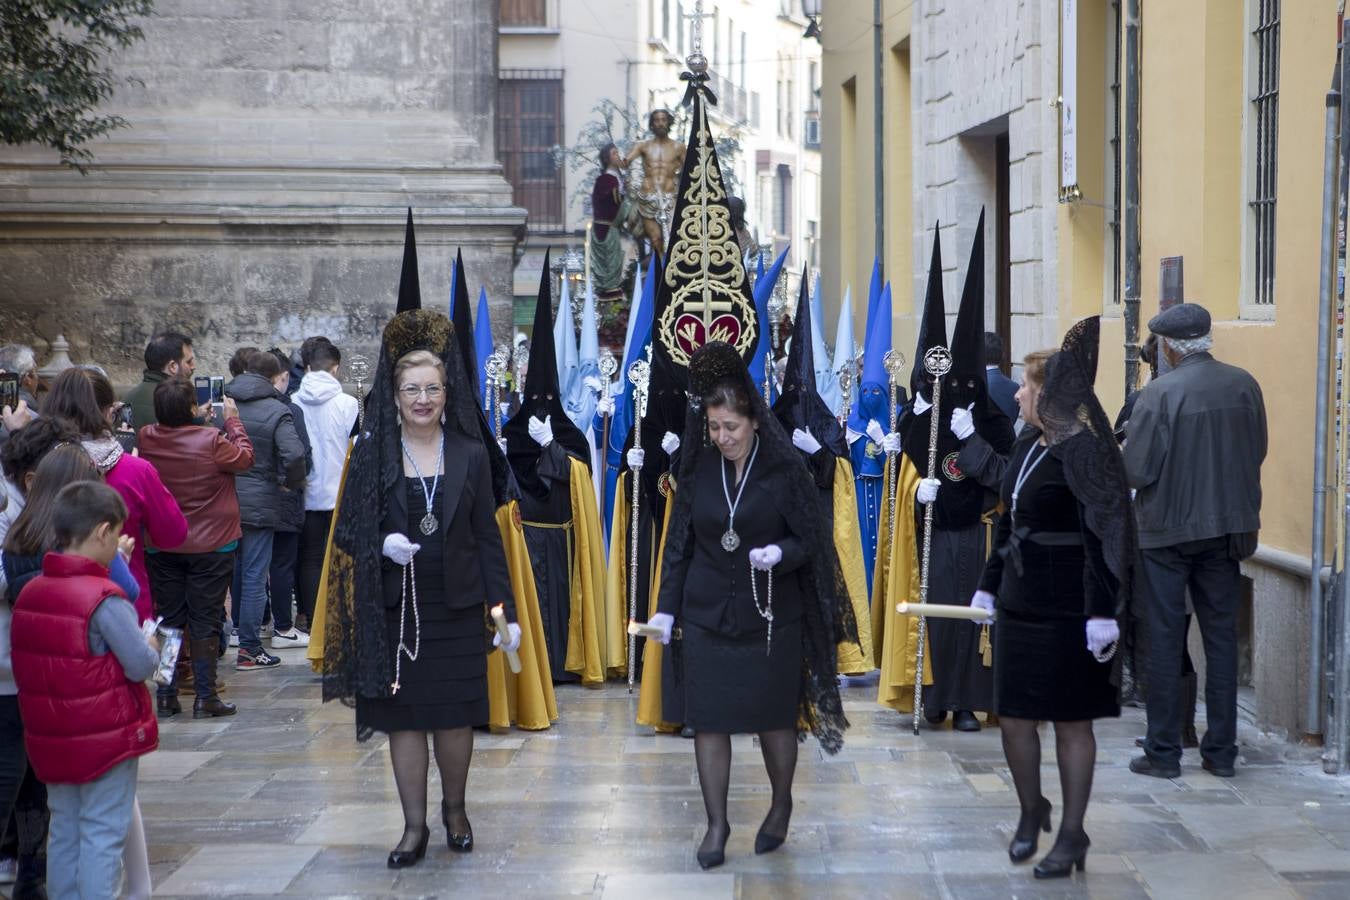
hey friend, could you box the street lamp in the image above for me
[802,0,821,41]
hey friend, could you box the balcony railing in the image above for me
[706,69,755,127]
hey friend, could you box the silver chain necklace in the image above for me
[718,436,760,552]
[1010,442,1050,528]
[401,432,445,536]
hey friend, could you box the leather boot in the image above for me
[191,637,236,718]
[1181,672,1199,748]
[175,641,195,695]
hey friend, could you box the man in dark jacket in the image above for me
[1124,303,1267,780]
[265,349,312,648]
[983,331,1019,424]
[225,349,307,671]
[122,333,195,431]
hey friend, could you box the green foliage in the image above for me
[0,0,155,170]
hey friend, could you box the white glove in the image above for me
[583,376,603,393]
[648,612,675,645]
[596,395,615,416]
[661,431,680,455]
[970,590,996,625]
[528,414,553,447]
[493,622,522,653]
[498,401,512,418]
[865,419,886,445]
[950,403,975,441]
[916,477,940,505]
[880,431,902,454]
[381,533,421,566]
[792,428,822,454]
[748,545,783,570]
[1086,618,1120,656]
[627,447,645,469]
[497,438,508,455]
[912,393,932,415]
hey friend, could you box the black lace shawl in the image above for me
[322,310,501,739]
[663,341,857,754]
[1037,317,1136,628]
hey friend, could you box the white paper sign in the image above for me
[1061,0,1078,195]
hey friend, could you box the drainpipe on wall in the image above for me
[873,0,884,281]
[1331,15,1350,776]
[1310,56,1340,750]
[1121,0,1141,391]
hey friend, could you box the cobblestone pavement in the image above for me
[127,650,1349,899]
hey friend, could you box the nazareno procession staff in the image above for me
[972,317,1134,879]
[320,305,522,869]
[645,341,855,870]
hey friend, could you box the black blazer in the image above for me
[379,429,516,622]
[657,448,808,637]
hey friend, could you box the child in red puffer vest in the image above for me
[11,481,159,899]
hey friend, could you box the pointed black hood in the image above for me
[450,248,476,395]
[396,208,421,313]
[899,217,1013,532]
[945,208,991,411]
[908,222,946,399]
[502,253,592,494]
[773,268,846,457]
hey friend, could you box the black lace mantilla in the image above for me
[667,341,857,754]
[322,310,498,740]
[1037,316,1136,622]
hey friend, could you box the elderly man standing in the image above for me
[1124,303,1266,780]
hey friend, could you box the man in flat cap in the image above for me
[1123,302,1266,780]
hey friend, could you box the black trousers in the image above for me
[1141,536,1240,768]
[296,510,333,625]
[269,530,300,632]
[0,697,47,863]
[147,550,236,643]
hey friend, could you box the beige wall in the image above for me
[820,1,914,341]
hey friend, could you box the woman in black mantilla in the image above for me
[971,317,1133,879]
[321,310,522,869]
[646,341,855,870]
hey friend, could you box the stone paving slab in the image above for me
[136,651,1350,898]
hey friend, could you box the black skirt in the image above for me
[357,480,490,734]
[682,620,801,733]
[994,608,1120,722]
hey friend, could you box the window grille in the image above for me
[497,71,565,233]
[1249,0,1280,306]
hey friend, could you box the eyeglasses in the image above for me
[398,384,445,400]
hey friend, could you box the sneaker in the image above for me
[236,648,281,671]
[270,628,310,649]
[227,627,239,647]
[260,621,273,640]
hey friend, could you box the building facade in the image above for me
[497,0,822,334]
[0,0,525,380]
[823,0,1338,743]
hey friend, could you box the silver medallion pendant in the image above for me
[419,512,438,536]
[720,529,740,553]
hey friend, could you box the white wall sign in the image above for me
[1060,0,1079,200]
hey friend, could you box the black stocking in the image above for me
[387,731,429,852]
[1049,720,1096,855]
[1000,716,1045,840]
[432,726,474,833]
[757,728,797,840]
[693,732,732,856]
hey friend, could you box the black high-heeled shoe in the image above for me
[386,825,430,868]
[754,802,792,855]
[697,824,730,870]
[442,800,474,853]
[1008,797,1053,863]
[1033,833,1090,879]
